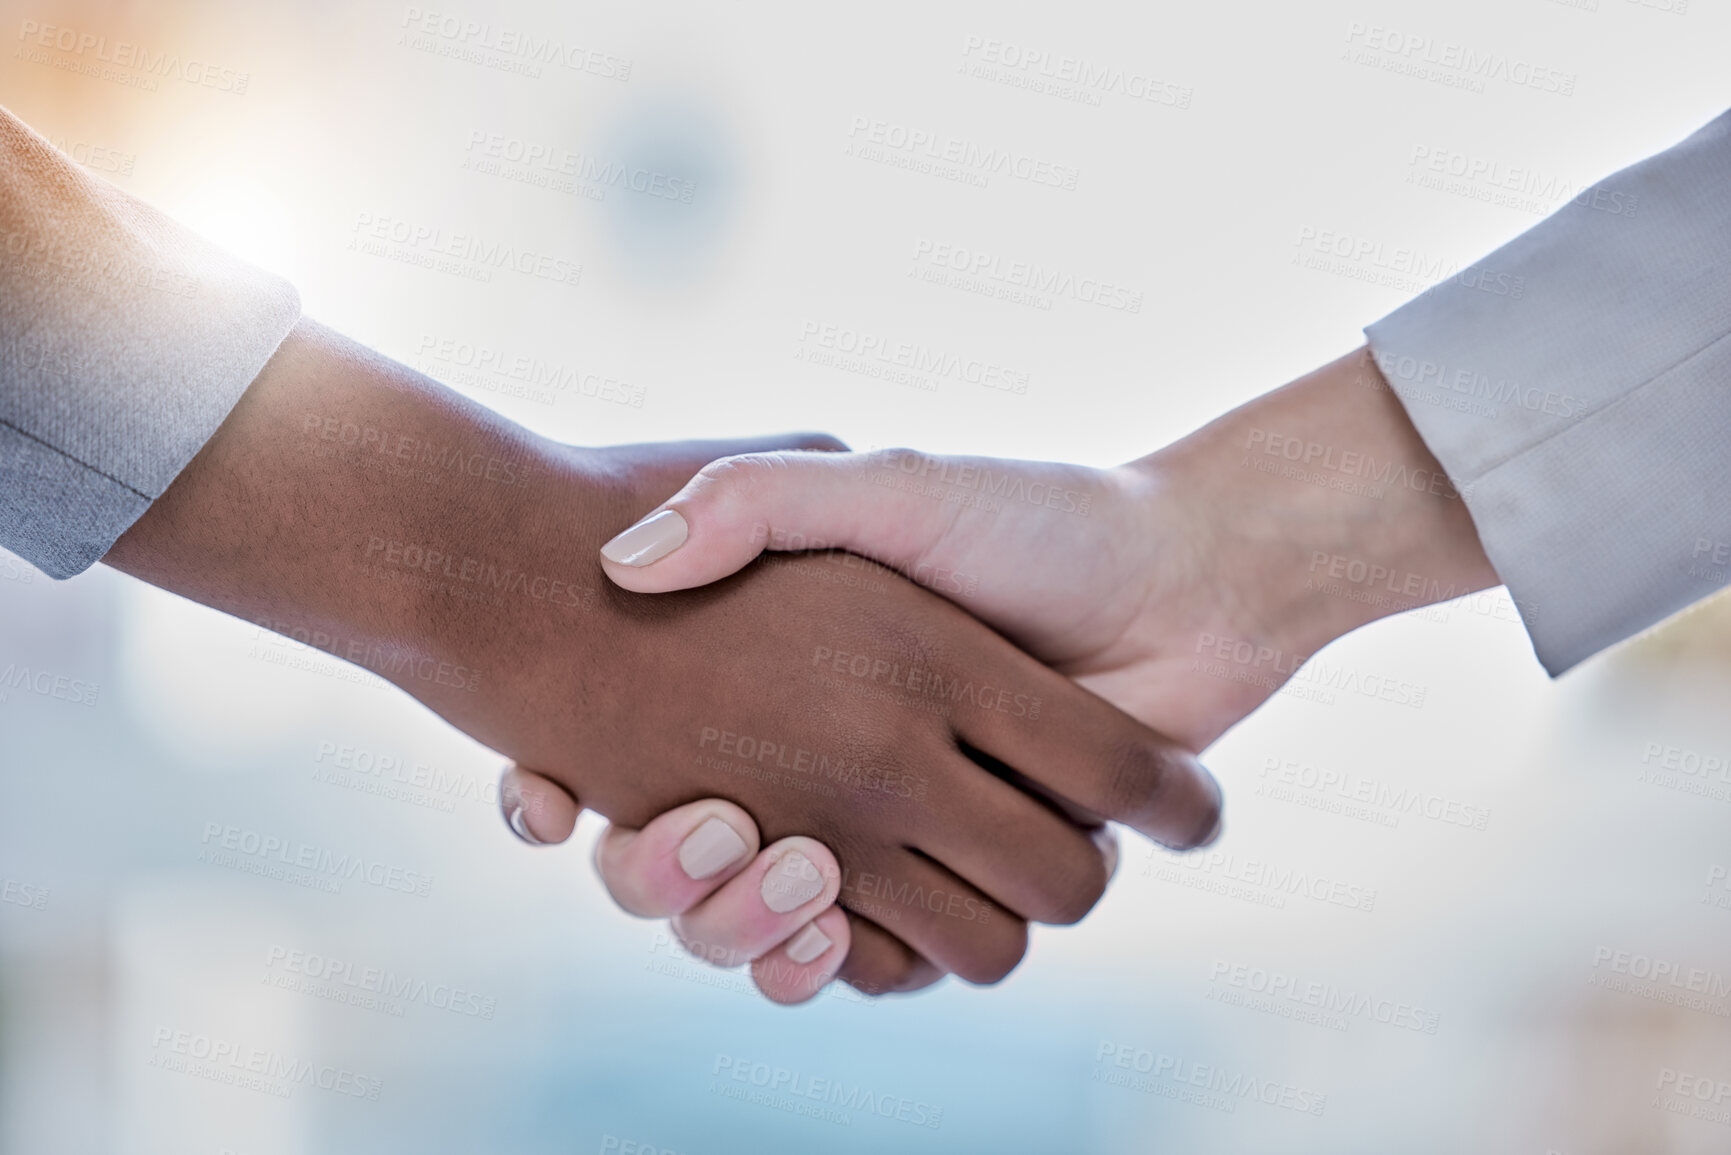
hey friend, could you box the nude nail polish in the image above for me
[601,509,689,567]
[677,817,749,880]
[507,803,546,846]
[762,850,825,913]
[784,923,832,965]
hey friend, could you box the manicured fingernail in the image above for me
[601,509,689,567]
[784,923,832,965]
[762,850,825,913]
[677,817,749,880]
[507,803,546,846]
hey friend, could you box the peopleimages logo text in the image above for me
[148,1027,382,1100]
[400,8,630,78]
[958,36,1193,109]
[712,1054,943,1129]
[17,20,250,92]
[1343,22,1576,96]
[200,822,434,897]
[911,239,1142,313]
[265,946,496,1019]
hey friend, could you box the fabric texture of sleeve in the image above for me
[0,105,301,579]
[1364,108,1731,675]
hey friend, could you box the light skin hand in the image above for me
[527,347,1499,998]
[591,346,1498,750]
[105,317,1216,997]
[499,771,868,1004]
[598,798,857,1005]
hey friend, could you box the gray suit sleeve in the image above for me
[0,105,300,579]
[1364,109,1731,675]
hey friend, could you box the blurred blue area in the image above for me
[598,96,739,288]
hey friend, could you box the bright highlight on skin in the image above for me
[601,509,688,566]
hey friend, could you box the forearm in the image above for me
[1129,347,1499,658]
[102,318,596,712]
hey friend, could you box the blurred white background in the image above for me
[1,0,1728,1151]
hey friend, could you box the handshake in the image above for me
[106,319,1498,1003]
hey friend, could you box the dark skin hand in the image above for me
[107,318,1221,991]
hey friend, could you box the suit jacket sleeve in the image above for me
[0,105,300,579]
[1364,109,1731,675]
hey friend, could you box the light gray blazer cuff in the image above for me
[0,105,301,579]
[1364,109,1731,675]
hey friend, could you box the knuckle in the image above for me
[694,452,792,493]
[830,740,931,826]
[1099,739,1172,824]
[952,918,1028,986]
[1037,843,1111,926]
[688,453,810,532]
[683,456,771,516]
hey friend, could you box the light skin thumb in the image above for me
[598,449,952,594]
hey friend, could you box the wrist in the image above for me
[105,318,596,705]
[1128,346,1498,660]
